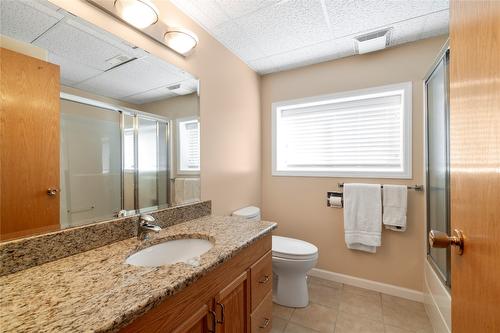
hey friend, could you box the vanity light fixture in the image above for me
[114,0,159,29]
[164,28,199,55]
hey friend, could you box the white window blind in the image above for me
[273,82,412,178]
[178,118,200,173]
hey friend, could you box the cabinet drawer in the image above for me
[250,291,273,333]
[250,251,272,311]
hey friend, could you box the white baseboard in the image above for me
[309,268,424,303]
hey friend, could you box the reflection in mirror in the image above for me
[0,0,200,240]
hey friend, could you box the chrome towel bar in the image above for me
[337,183,424,191]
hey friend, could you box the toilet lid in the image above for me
[232,206,260,219]
[272,236,318,260]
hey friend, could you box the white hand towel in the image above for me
[343,183,382,253]
[174,178,185,205]
[382,185,408,232]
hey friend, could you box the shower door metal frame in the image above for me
[423,41,451,288]
[121,112,171,213]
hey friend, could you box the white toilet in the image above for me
[232,206,319,308]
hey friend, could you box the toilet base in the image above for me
[272,272,310,308]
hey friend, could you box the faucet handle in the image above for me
[140,214,155,223]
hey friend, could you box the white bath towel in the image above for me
[343,183,382,253]
[383,185,408,232]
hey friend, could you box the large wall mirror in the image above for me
[0,0,200,240]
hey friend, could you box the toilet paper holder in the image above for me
[327,191,343,208]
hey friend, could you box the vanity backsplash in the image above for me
[0,201,211,276]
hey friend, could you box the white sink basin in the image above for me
[126,238,213,267]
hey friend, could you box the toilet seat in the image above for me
[272,236,318,261]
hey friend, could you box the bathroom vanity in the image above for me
[122,234,273,333]
[0,213,276,332]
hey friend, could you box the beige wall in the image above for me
[261,36,447,291]
[142,92,199,120]
[49,0,261,215]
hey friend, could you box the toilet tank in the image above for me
[232,206,261,222]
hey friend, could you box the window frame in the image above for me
[271,82,412,179]
[176,116,200,175]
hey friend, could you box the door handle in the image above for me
[259,318,270,329]
[216,302,225,324]
[208,310,216,333]
[429,229,465,255]
[47,188,60,196]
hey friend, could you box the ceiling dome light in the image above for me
[114,0,159,29]
[164,28,199,55]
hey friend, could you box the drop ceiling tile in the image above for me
[123,87,178,105]
[215,0,278,19]
[124,78,199,104]
[389,16,427,45]
[325,0,449,38]
[269,38,354,72]
[75,57,186,99]
[49,52,102,86]
[64,15,148,59]
[0,0,63,43]
[33,18,140,71]
[235,0,331,57]
[421,10,449,39]
[211,20,264,61]
[169,0,230,29]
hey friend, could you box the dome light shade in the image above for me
[164,28,199,55]
[114,0,159,29]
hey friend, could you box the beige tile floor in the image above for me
[271,276,433,333]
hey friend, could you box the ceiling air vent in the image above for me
[105,54,134,68]
[354,28,392,54]
[167,83,193,95]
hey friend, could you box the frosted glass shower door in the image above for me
[425,50,450,285]
[60,100,121,228]
[137,117,159,211]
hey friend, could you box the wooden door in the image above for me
[0,48,60,240]
[449,1,500,332]
[214,271,250,333]
[172,304,213,333]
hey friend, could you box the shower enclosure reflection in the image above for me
[60,93,200,228]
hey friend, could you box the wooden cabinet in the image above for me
[121,235,272,333]
[250,292,273,333]
[249,251,272,311]
[172,304,212,333]
[214,272,250,332]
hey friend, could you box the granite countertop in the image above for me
[0,216,277,333]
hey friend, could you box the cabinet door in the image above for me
[173,303,213,333]
[214,271,250,333]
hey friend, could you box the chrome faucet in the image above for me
[137,214,161,241]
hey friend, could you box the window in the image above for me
[177,117,200,173]
[272,82,412,178]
